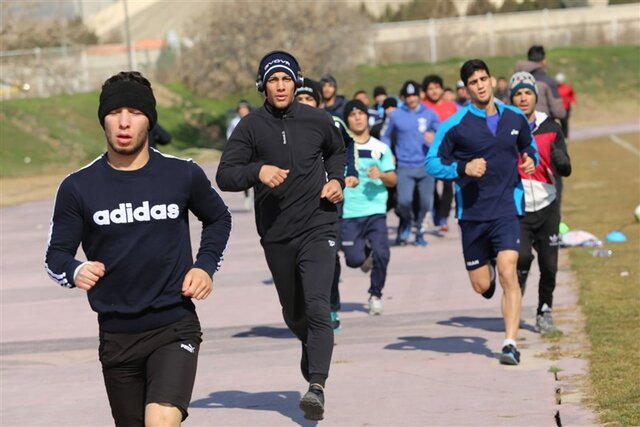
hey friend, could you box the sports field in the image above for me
[562,131,640,426]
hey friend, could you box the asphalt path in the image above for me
[4,122,630,426]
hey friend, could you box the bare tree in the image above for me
[177,1,372,97]
[0,0,97,50]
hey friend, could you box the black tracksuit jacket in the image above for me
[216,100,346,243]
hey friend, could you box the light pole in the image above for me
[123,0,135,70]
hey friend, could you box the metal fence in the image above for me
[0,43,163,99]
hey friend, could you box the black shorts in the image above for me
[99,314,202,425]
[459,216,520,271]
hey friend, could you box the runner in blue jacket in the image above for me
[381,80,441,246]
[425,59,538,366]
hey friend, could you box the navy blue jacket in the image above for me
[45,148,231,332]
[425,102,539,221]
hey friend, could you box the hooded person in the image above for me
[513,45,565,120]
[320,73,347,119]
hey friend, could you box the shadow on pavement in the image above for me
[336,302,368,314]
[437,316,536,333]
[384,335,495,358]
[232,326,295,339]
[190,390,317,426]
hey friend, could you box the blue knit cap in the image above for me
[258,51,299,84]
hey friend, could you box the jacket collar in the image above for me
[468,99,504,118]
[400,103,425,113]
[533,110,548,131]
[264,99,297,118]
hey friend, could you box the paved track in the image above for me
[1,164,599,426]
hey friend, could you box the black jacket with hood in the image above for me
[216,100,346,243]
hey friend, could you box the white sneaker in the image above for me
[368,296,383,315]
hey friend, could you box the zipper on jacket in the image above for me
[281,118,294,171]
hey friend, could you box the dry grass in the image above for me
[562,131,640,426]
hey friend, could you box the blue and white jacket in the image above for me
[425,102,539,221]
[381,103,441,168]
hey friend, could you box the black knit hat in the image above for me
[98,80,157,130]
[382,97,397,109]
[258,51,299,85]
[295,78,321,105]
[373,86,387,98]
[344,99,368,118]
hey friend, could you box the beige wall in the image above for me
[367,4,640,65]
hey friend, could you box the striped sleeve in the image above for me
[44,177,84,289]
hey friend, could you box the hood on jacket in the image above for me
[514,60,543,74]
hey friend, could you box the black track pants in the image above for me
[517,201,561,314]
[262,223,337,386]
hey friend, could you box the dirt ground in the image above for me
[1,171,71,207]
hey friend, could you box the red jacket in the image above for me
[557,83,576,111]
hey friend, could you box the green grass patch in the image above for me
[1,45,638,177]
[563,131,640,425]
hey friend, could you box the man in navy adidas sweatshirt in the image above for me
[426,59,539,366]
[44,71,231,426]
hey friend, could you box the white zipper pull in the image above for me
[282,130,287,145]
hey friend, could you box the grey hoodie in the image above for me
[514,60,566,120]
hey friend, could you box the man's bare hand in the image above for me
[181,268,213,300]
[259,165,289,188]
[519,153,536,175]
[75,261,105,291]
[424,131,435,144]
[465,158,487,178]
[320,179,343,204]
[345,176,359,188]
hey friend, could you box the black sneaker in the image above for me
[499,344,521,365]
[300,343,309,382]
[482,260,497,299]
[299,384,324,421]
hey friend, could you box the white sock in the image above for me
[541,303,552,313]
[503,338,517,349]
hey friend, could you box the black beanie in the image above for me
[98,80,157,129]
[295,78,321,105]
[344,99,368,118]
[373,85,387,98]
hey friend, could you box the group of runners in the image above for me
[44,47,571,424]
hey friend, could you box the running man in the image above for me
[216,51,345,421]
[381,80,441,247]
[509,71,572,334]
[342,99,397,315]
[45,71,232,425]
[426,59,539,365]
